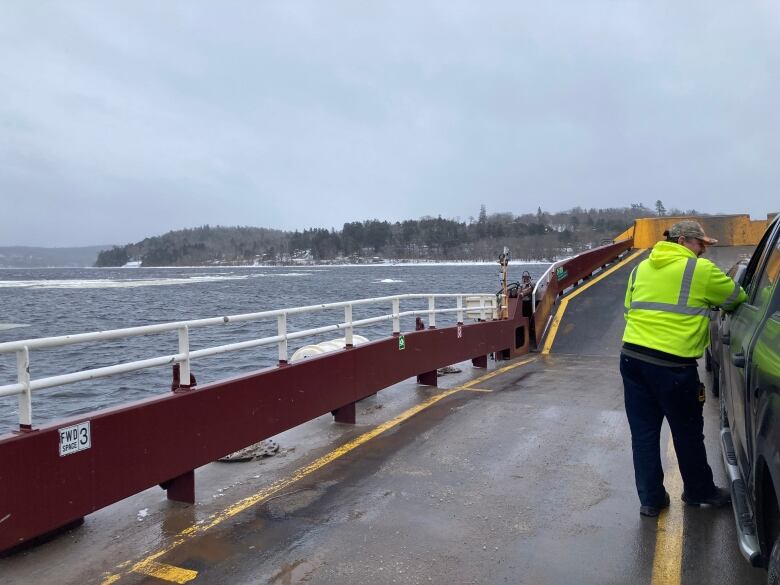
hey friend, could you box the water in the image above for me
[0,263,548,432]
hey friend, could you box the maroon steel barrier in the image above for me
[0,297,530,553]
[532,239,634,347]
[555,240,634,292]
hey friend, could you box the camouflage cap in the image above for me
[668,220,718,245]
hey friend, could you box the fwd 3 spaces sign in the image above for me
[58,421,91,456]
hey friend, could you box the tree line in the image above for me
[95,202,700,266]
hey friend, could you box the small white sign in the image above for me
[457,325,463,339]
[59,421,91,457]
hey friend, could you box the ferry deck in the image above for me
[0,241,767,585]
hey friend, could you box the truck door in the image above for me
[722,223,779,478]
[749,239,780,486]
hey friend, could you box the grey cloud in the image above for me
[0,1,778,246]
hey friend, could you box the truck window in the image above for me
[744,222,779,300]
[754,240,780,312]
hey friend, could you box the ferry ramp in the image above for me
[0,246,766,585]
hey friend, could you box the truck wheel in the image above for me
[705,348,712,372]
[768,535,780,585]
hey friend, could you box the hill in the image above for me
[95,204,697,267]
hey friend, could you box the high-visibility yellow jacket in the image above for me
[623,241,747,358]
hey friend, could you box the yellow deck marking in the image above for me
[132,561,198,584]
[541,249,646,354]
[458,386,493,392]
[459,356,536,388]
[102,355,537,584]
[651,434,684,585]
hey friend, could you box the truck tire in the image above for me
[768,535,780,585]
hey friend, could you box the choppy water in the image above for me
[0,263,548,432]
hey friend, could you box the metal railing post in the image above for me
[428,296,436,328]
[17,347,31,429]
[178,326,190,387]
[457,296,464,324]
[277,313,288,364]
[392,298,400,335]
[345,304,353,347]
[479,298,486,321]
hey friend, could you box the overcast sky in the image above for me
[1,2,778,247]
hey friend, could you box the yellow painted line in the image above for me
[459,356,537,388]
[651,434,684,585]
[102,355,537,584]
[458,386,493,393]
[132,561,198,584]
[541,249,646,354]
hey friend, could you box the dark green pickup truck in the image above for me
[718,214,780,582]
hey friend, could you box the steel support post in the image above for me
[16,347,32,431]
[331,402,356,424]
[345,305,353,347]
[278,313,288,365]
[416,369,438,387]
[171,363,197,393]
[471,355,488,368]
[161,470,195,504]
[178,326,190,389]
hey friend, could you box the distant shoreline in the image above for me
[0,259,553,270]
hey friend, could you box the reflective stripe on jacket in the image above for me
[622,241,747,358]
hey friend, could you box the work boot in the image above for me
[681,486,732,507]
[640,491,670,517]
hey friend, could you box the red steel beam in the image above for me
[555,240,633,292]
[0,299,530,552]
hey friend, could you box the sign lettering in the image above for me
[59,421,91,457]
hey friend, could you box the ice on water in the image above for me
[0,272,312,289]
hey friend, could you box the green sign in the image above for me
[398,335,406,350]
[555,266,568,281]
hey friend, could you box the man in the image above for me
[621,220,747,517]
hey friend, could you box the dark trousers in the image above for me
[620,353,716,507]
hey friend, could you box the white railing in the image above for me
[531,260,562,308]
[0,293,498,427]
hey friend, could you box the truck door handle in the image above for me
[732,351,745,368]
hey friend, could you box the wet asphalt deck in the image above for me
[0,246,765,585]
